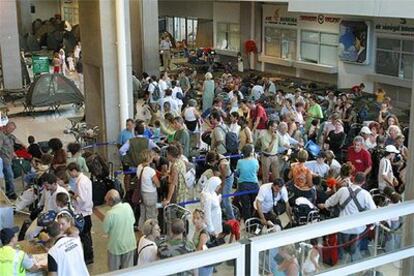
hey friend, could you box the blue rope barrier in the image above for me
[82,141,117,150]
[192,153,244,162]
[178,189,259,207]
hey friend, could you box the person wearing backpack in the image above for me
[148,75,161,104]
[319,172,376,262]
[210,111,239,155]
[158,219,195,260]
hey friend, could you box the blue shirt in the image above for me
[0,158,4,178]
[118,135,159,156]
[118,129,134,145]
[144,128,153,139]
[236,158,259,183]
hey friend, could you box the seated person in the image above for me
[23,154,53,187]
[288,150,316,203]
[254,178,292,227]
[305,151,330,178]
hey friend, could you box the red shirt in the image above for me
[250,104,268,130]
[347,146,372,173]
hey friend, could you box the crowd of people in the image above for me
[0,65,409,275]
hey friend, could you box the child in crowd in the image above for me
[66,143,89,180]
[302,239,321,275]
[24,154,53,187]
[383,188,402,253]
[308,119,320,142]
[27,135,42,160]
[67,53,76,72]
[52,52,61,74]
[152,120,161,143]
[229,112,241,137]
[55,192,80,238]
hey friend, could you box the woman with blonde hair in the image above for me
[137,149,160,230]
[202,72,215,112]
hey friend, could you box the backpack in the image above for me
[158,240,194,259]
[152,83,161,101]
[218,125,239,154]
[85,153,109,179]
[338,187,366,212]
[331,187,365,217]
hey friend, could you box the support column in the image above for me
[401,64,414,275]
[78,0,133,160]
[129,0,159,76]
[0,0,23,89]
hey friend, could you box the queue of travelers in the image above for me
[0,65,409,276]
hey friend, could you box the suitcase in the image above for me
[92,178,109,206]
[322,233,339,266]
[108,162,125,199]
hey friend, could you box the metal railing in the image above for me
[101,201,414,276]
[100,242,245,276]
[249,200,414,275]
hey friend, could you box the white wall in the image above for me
[158,0,213,19]
[29,0,60,21]
[288,0,414,19]
[213,1,240,51]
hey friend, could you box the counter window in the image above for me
[264,27,297,59]
[300,30,338,66]
[376,37,414,79]
[216,23,240,52]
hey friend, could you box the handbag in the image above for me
[132,165,146,205]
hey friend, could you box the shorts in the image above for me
[185,120,198,132]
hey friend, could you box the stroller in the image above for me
[163,204,191,238]
[291,197,320,226]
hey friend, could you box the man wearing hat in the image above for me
[360,126,375,150]
[0,227,38,275]
[378,145,400,191]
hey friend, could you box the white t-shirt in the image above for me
[255,183,288,213]
[158,79,168,98]
[184,107,197,121]
[44,185,69,213]
[160,96,179,113]
[172,86,183,99]
[329,159,341,177]
[148,81,159,103]
[137,236,158,266]
[378,157,394,191]
[305,160,330,177]
[72,173,93,216]
[325,184,376,234]
[229,123,241,137]
[48,237,90,276]
[136,165,157,193]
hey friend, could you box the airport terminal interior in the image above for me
[1,0,414,275]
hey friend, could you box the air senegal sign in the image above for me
[263,5,297,26]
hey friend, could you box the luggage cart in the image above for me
[163,203,191,238]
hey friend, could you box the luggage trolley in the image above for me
[163,203,191,237]
[243,217,282,275]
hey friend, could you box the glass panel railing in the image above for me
[257,213,413,276]
[166,260,235,276]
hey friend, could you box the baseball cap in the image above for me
[385,145,400,154]
[360,126,372,135]
[0,227,19,245]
